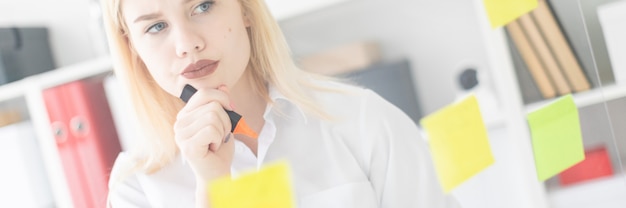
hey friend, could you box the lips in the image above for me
[181,59,219,79]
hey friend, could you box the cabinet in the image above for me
[471,0,626,207]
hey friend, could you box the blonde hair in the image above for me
[101,0,332,173]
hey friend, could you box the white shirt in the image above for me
[107,81,457,207]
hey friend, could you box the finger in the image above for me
[183,124,224,158]
[223,132,232,143]
[174,110,225,144]
[176,102,232,134]
[216,85,235,110]
[210,133,231,152]
[215,133,235,160]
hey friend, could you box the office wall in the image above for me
[279,0,491,115]
[0,0,105,67]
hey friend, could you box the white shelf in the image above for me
[0,78,29,103]
[526,84,626,113]
[0,56,112,103]
[548,173,626,208]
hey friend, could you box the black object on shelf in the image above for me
[459,68,479,91]
[341,59,423,123]
[0,27,56,85]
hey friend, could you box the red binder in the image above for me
[559,146,614,186]
[43,76,122,208]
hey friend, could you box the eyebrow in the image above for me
[133,0,198,23]
[134,13,162,23]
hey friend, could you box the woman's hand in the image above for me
[174,86,235,183]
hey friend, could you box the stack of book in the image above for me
[506,0,591,104]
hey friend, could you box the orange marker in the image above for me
[180,84,258,139]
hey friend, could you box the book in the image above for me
[548,0,619,87]
[532,0,590,92]
[518,14,572,95]
[506,20,557,99]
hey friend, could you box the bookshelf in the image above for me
[474,0,626,207]
[0,57,113,208]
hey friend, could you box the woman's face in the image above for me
[122,0,251,96]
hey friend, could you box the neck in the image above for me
[229,69,267,133]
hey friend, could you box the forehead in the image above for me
[121,0,185,21]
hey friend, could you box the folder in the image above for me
[43,85,92,208]
[43,76,122,208]
[506,21,556,98]
[559,146,613,186]
[518,14,571,95]
[532,0,590,92]
[549,0,616,87]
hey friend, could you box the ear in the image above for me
[125,36,137,54]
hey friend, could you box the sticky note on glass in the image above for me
[208,161,295,208]
[527,94,584,181]
[420,95,495,193]
[484,0,538,28]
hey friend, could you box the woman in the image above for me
[102,0,451,207]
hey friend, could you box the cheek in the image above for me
[133,41,177,94]
[145,61,176,94]
[224,26,250,64]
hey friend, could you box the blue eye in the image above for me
[146,22,167,33]
[193,1,214,15]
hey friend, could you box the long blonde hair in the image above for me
[101,0,331,173]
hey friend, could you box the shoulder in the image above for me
[308,79,408,122]
[108,153,151,207]
[108,152,141,193]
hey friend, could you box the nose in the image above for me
[174,26,205,57]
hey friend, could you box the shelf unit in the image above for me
[471,0,550,207]
[472,0,626,207]
[549,173,626,208]
[0,57,113,208]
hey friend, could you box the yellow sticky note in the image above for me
[208,161,295,208]
[527,94,585,181]
[484,0,538,28]
[420,95,495,193]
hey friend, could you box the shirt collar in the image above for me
[265,85,308,124]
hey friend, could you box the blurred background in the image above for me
[1,0,626,207]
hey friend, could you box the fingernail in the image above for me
[224,133,231,143]
[218,85,229,93]
[230,102,237,111]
